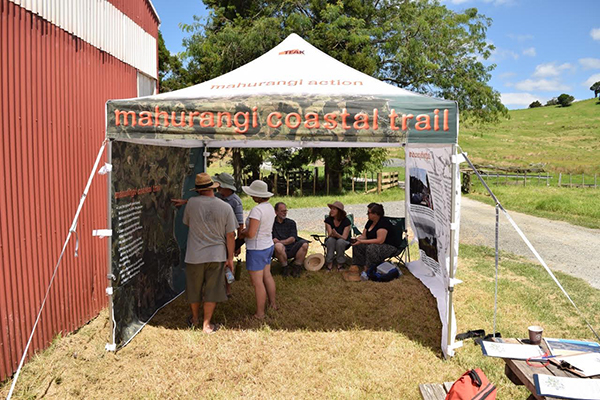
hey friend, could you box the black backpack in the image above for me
[366,264,401,282]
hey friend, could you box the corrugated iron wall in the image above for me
[0,0,149,381]
[7,0,159,78]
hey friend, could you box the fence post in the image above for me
[352,175,355,193]
[274,173,278,196]
[377,172,382,194]
[524,172,527,186]
[583,173,585,188]
[313,167,317,195]
[299,171,303,196]
[569,174,572,188]
[364,173,368,193]
[326,173,330,195]
[558,172,562,187]
[546,173,550,186]
[286,173,290,196]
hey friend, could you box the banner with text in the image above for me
[405,144,456,357]
[110,141,203,348]
[106,95,457,145]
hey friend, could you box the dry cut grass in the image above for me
[2,244,600,399]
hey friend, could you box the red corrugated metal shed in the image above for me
[0,0,158,382]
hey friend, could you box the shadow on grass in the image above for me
[149,263,443,355]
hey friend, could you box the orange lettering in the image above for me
[285,113,301,129]
[267,112,282,128]
[323,113,338,129]
[415,115,431,131]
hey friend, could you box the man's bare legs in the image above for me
[190,302,201,326]
[203,302,217,333]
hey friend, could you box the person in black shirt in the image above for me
[324,201,352,271]
[272,202,309,278]
[351,203,398,271]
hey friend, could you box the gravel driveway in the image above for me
[286,198,600,290]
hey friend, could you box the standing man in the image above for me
[182,173,238,333]
[272,202,309,278]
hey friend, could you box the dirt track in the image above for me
[287,198,600,290]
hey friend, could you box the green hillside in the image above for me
[459,98,600,174]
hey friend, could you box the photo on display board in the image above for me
[409,167,434,211]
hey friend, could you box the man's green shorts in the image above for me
[185,262,228,303]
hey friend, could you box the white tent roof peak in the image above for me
[150,33,424,99]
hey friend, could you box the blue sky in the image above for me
[152,0,600,109]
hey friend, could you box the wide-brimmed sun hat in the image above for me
[327,201,345,211]
[190,172,220,191]
[212,172,237,191]
[242,180,273,198]
[343,265,361,282]
[304,254,325,272]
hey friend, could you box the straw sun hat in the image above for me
[190,172,220,191]
[242,180,274,198]
[327,201,345,211]
[303,254,325,271]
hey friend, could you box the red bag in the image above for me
[445,369,497,400]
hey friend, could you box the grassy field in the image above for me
[459,98,600,175]
[2,244,600,399]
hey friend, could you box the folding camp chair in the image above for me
[310,213,361,266]
[385,216,410,266]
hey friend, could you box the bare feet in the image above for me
[326,262,333,271]
[252,314,265,320]
[203,323,220,334]
[269,303,278,311]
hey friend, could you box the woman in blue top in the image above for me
[324,201,352,271]
[351,203,398,271]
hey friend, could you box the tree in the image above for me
[557,93,575,107]
[529,100,542,108]
[158,31,189,92]
[182,1,506,122]
[181,1,507,181]
[546,98,558,106]
[591,81,600,98]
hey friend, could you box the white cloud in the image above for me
[514,79,570,92]
[579,58,600,70]
[522,47,536,57]
[501,93,545,106]
[591,28,600,41]
[498,72,517,79]
[507,34,534,42]
[532,62,574,78]
[584,73,600,87]
[489,47,519,62]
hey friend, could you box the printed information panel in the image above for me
[110,141,202,348]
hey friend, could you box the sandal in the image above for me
[325,262,333,271]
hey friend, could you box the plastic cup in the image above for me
[528,325,543,345]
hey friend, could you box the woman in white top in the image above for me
[239,180,277,319]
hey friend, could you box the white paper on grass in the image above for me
[535,374,600,400]
[480,341,544,360]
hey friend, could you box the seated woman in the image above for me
[324,201,352,271]
[351,203,398,272]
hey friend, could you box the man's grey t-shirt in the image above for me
[183,196,238,264]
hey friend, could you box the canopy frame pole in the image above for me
[459,146,600,342]
[494,204,499,337]
[106,140,116,351]
[447,144,460,354]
